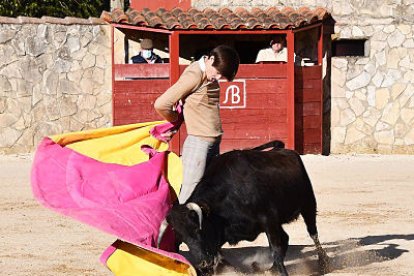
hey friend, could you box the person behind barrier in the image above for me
[131,38,163,64]
[255,36,287,63]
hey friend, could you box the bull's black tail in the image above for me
[251,140,285,151]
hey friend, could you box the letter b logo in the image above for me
[220,80,246,109]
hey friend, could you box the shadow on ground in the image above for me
[181,234,413,275]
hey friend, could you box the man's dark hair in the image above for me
[209,45,240,81]
[270,36,286,47]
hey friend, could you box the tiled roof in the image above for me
[101,6,330,30]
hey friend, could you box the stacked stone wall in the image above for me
[331,24,414,154]
[0,21,112,153]
[193,0,414,154]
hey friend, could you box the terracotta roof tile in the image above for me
[171,7,184,17]
[188,8,200,16]
[101,6,330,30]
[265,7,280,15]
[297,7,311,14]
[197,18,214,29]
[148,16,164,27]
[234,7,251,20]
[141,8,151,16]
[144,11,157,20]
[100,11,112,22]
[314,7,329,19]
[156,8,167,17]
[111,8,129,23]
[161,12,174,21]
[203,8,216,18]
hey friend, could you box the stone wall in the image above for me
[0,19,112,153]
[193,0,414,154]
[331,24,414,154]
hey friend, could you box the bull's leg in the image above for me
[265,223,289,276]
[310,233,330,274]
[301,205,330,274]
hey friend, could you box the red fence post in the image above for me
[286,31,295,150]
[169,32,181,155]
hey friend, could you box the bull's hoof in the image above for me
[269,265,289,276]
[318,253,331,275]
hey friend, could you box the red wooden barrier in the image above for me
[112,63,323,154]
[173,63,291,151]
[113,79,170,125]
[294,65,322,154]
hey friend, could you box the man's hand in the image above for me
[160,130,178,141]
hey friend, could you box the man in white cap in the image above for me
[131,38,163,64]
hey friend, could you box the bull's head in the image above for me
[161,202,221,276]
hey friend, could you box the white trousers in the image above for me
[178,135,220,204]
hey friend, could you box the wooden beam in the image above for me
[112,23,172,34]
[169,32,181,155]
[286,30,295,150]
[111,25,115,125]
[175,30,290,35]
[169,32,180,85]
[318,24,324,153]
[318,24,323,65]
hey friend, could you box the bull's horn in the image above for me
[186,202,203,230]
[157,218,169,248]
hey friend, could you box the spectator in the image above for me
[131,38,163,64]
[255,36,287,63]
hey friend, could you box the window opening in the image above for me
[332,39,367,57]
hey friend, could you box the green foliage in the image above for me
[0,0,109,18]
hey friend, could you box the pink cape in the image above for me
[32,137,173,247]
[31,117,191,271]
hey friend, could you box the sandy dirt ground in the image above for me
[1,153,413,276]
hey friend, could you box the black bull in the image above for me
[160,141,330,275]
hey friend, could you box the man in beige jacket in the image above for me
[154,45,240,203]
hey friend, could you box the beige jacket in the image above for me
[154,58,222,142]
